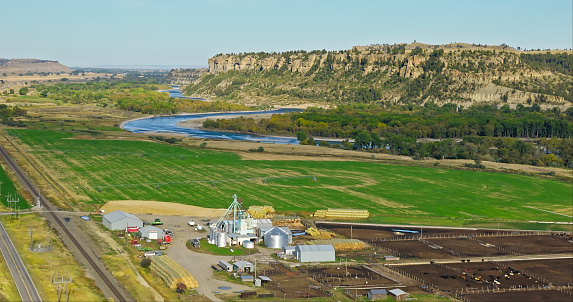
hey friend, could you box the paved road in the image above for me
[0,221,42,302]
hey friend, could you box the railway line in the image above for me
[0,141,131,301]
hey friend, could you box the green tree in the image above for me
[296,131,308,142]
[19,87,29,95]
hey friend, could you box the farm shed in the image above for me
[102,210,143,230]
[253,218,273,228]
[389,288,408,301]
[240,276,254,282]
[295,245,335,263]
[283,246,296,255]
[234,261,254,273]
[263,226,292,248]
[367,289,387,300]
[139,226,165,240]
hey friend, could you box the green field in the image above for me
[8,129,573,229]
[0,162,30,209]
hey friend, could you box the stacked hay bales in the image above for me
[309,239,369,251]
[305,227,335,239]
[313,209,369,219]
[248,206,276,218]
[150,256,198,289]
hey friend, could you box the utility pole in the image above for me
[53,273,72,302]
[29,228,33,250]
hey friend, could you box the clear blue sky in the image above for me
[1,0,571,67]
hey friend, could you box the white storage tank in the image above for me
[216,231,227,247]
[242,240,255,249]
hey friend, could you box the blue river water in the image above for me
[123,108,303,144]
[123,85,308,144]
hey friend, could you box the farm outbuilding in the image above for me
[368,289,388,301]
[102,210,143,230]
[295,245,335,263]
[389,288,408,301]
[139,226,165,240]
[234,261,254,273]
[367,289,387,300]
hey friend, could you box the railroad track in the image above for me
[0,141,131,301]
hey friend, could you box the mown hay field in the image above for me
[8,129,572,227]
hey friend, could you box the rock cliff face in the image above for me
[186,43,572,108]
[0,58,71,74]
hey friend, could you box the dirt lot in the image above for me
[477,235,573,255]
[319,224,496,241]
[499,259,573,286]
[298,265,398,288]
[378,240,457,259]
[394,262,544,292]
[464,290,573,302]
[261,263,330,299]
[101,200,226,217]
[428,238,512,257]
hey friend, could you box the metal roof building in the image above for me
[295,245,335,263]
[139,226,165,240]
[368,289,387,300]
[388,288,408,301]
[234,260,254,273]
[102,210,143,230]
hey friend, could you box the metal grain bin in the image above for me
[264,227,289,249]
[216,231,227,247]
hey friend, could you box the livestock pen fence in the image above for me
[488,260,567,287]
[468,237,521,255]
[452,285,573,302]
[365,230,561,243]
[418,238,467,257]
[382,264,441,293]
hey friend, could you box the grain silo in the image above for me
[263,226,289,249]
[216,231,227,247]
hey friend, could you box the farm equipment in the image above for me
[152,218,163,225]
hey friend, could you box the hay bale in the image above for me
[248,206,275,218]
[150,256,198,289]
[308,239,369,251]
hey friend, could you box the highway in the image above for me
[0,221,42,302]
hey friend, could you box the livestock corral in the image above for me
[299,265,398,288]
[258,262,331,299]
[317,223,572,301]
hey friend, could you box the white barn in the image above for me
[102,210,143,230]
[139,226,165,240]
[295,245,335,263]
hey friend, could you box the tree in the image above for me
[141,258,151,268]
[1,73,6,77]
[296,131,308,142]
[19,87,29,95]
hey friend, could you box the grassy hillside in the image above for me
[184,43,572,108]
[8,129,572,229]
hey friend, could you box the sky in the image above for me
[1,0,571,67]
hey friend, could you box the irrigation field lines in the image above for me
[6,129,573,225]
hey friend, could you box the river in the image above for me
[122,86,306,144]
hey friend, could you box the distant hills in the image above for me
[179,42,572,108]
[0,58,71,74]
